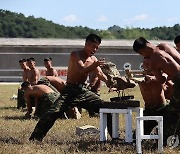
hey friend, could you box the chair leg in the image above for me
[136,117,142,154]
[158,118,163,153]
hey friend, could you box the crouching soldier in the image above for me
[38,76,81,119]
[21,81,60,118]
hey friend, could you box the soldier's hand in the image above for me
[97,58,105,67]
[144,75,156,83]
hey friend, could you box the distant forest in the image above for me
[0,9,180,40]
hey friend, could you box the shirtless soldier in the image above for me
[21,81,60,118]
[44,58,58,77]
[140,58,173,105]
[38,76,81,119]
[138,58,172,134]
[133,37,180,145]
[29,34,113,141]
[17,59,31,109]
[19,59,30,81]
[27,57,40,85]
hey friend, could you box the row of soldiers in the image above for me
[18,56,102,119]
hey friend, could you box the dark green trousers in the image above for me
[17,89,26,109]
[36,92,60,118]
[29,83,112,141]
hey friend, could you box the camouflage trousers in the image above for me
[29,83,112,141]
[35,92,60,118]
[38,77,81,119]
[37,77,59,93]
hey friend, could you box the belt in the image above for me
[66,82,87,88]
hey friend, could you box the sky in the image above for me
[0,0,180,30]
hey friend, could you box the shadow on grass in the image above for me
[45,137,159,153]
[0,136,22,144]
[47,138,137,152]
[141,140,158,151]
[76,139,135,152]
[0,106,17,110]
[2,115,30,121]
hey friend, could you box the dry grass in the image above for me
[0,83,179,154]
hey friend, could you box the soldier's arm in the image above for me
[96,67,108,83]
[72,51,104,75]
[91,56,108,83]
[53,69,58,77]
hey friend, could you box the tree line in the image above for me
[0,9,179,40]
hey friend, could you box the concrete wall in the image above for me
[0,38,174,82]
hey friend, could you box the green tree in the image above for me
[0,9,179,40]
[99,30,115,39]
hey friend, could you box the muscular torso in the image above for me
[139,80,166,108]
[150,49,180,80]
[46,68,58,76]
[24,84,55,114]
[27,68,40,85]
[46,76,66,92]
[67,51,97,84]
[25,85,54,99]
[22,68,30,82]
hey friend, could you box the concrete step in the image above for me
[0,76,22,82]
[0,70,22,76]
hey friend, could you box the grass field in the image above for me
[0,83,179,154]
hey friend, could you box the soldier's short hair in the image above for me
[44,57,52,61]
[174,35,180,45]
[21,81,31,88]
[27,57,35,62]
[19,59,26,63]
[133,37,149,53]
[86,34,101,44]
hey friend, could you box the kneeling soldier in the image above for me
[21,81,60,118]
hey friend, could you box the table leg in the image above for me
[125,109,132,142]
[100,112,107,141]
[112,113,119,138]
